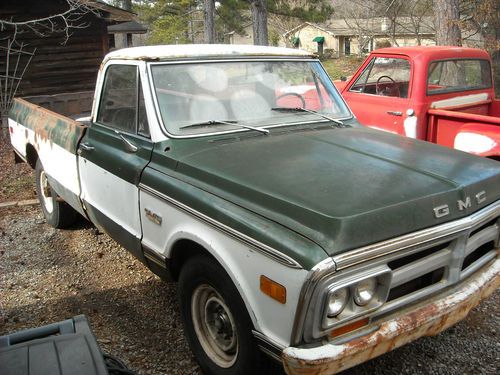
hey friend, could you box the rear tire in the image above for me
[35,159,77,229]
[178,254,273,375]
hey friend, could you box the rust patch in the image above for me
[9,98,87,154]
[283,260,500,375]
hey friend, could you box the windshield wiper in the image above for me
[271,107,348,128]
[180,120,269,135]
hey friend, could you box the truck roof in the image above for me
[104,44,316,62]
[372,46,491,60]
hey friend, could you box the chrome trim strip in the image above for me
[252,330,285,362]
[290,257,336,345]
[139,183,302,269]
[143,245,167,269]
[333,200,500,270]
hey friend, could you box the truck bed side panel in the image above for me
[8,98,87,215]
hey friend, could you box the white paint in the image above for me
[430,93,488,109]
[403,115,418,138]
[367,125,398,134]
[280,85,316,95]
[454,132,496,154]
[9,119,81,196]
[104,44,315,64]
[79,159,142,238]
[140,190,308,348]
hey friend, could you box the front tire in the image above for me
[178,255,270,375]
[35,159,77,228]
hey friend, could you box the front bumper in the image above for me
[282,258,500,375]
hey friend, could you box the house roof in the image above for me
[284,22,335,37]
[82,0,135,22]
[104,44,316,62]
[325,17,435,37]
[108,20,147,34]
[284,17,435,38]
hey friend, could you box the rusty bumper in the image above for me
[282,258,500,375]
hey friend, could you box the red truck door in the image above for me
[342,55,413,136]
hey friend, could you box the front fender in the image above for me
[453,123,500,158]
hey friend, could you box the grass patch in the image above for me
[321,56,364,81]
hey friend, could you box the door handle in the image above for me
[386,111,403,116]
[79,142,95,152]
[117,133,138,153]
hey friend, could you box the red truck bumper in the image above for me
[282,257,500,375]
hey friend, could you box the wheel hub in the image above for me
[191,284,238,368]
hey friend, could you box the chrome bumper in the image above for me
[282,258,500,375]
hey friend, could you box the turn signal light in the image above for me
[260,275,286,304]
[330,317,369,338]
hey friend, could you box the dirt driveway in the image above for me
[0,131,498,374]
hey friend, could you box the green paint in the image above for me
[9,99,86,154]
[146,124,500,268]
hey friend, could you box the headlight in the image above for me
[326,287,348,317]
[353,278,377,306]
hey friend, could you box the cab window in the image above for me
[97,65,149,137]
[427,59,491,95]
[349,57,411,98]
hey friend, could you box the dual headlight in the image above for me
[326,277,379,317]
[322,267,392,330]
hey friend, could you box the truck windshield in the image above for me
[150,60,351,136]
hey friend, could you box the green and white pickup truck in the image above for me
[8,45,500,375]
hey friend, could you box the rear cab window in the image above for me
[427,59,492,95]
[349,57,411,98]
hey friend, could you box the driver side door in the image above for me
[343,55,412,136]
[78,63,153,260]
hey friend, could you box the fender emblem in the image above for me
[145,208,162,225]
[433,191,486,219]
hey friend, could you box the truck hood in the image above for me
[172,127,500,256]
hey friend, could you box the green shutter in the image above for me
[313,36,325,43]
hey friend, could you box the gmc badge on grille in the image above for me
[433,191,486,218]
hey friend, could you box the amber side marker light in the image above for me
[331,317,370,338]
[260,275,286,304]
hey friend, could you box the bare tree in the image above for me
[433,0,462,45]
[0,0,96,45]
[248,0,269,45]
[204,0,216,43]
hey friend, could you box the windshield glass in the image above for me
[150,60,351,136]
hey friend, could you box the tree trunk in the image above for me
[433,0,462,45]
[250,0,268,46]
[204,0,215,44]
[122,0,132,11]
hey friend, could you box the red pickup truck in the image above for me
[335,46,500,160]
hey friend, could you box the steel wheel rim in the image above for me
[191,284,238,368]
[40,170,53,214]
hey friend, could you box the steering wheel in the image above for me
[376,75,401,97]
[276,92,306,108]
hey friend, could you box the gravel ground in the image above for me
[0,131,499,375]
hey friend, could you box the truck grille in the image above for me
[372,215,498,320]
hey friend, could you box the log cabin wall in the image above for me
[0,0,124,98]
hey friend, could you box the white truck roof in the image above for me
[104,44,316,62]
